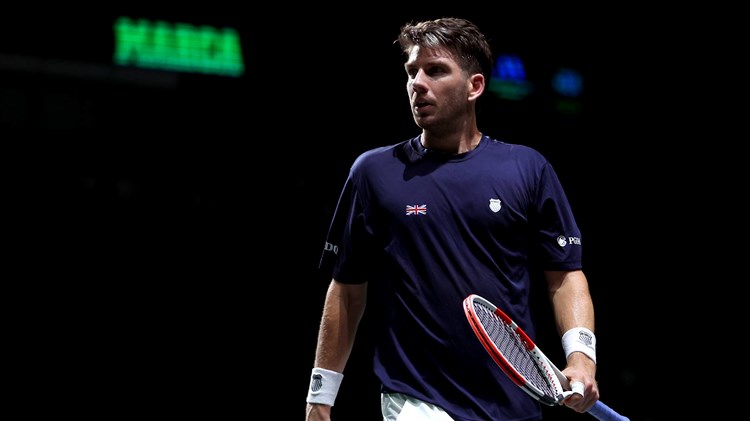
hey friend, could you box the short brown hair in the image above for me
[396,17,494,80]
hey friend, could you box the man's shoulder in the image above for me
[352,137,414,167]
[484,137,547,162]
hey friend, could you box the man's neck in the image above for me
[421,130,482,154]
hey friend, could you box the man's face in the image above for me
[404,46,470,131]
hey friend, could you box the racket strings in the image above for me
[475,302,556,398]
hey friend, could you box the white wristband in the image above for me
[306,367,344,406]
[561,327,597,364]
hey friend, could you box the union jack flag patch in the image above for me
[405,204,427,215]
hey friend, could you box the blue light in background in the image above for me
[488,53,533,101]
[552,68,583,98]
[552,67,583,114]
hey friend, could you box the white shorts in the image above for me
[381,392,454,421]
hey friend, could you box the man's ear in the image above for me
[468,73,485,100]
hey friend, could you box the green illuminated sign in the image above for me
[113,17,245,77]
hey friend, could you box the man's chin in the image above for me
[413,115,433,128]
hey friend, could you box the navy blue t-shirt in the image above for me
[319,135,583,421]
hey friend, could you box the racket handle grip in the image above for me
[587,400,629,421]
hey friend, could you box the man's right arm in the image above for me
[306,280,368,421]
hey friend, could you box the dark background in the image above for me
[3,6,730,420]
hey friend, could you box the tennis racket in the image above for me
[463,294,629,421]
